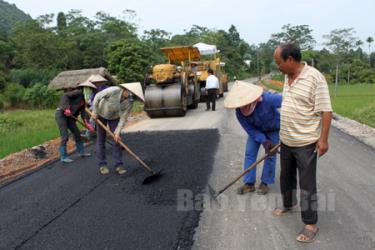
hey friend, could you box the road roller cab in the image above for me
[144,46,201,118]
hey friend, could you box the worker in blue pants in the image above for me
[224,80,282,195]
[241,130,279,194]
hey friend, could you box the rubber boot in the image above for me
[76,141,91,157]
[59,146,73,163]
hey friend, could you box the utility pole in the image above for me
[335,64,339,97]
[347,65,350,85]
[257,51,261,81]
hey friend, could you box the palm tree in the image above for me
[366,36,374,54]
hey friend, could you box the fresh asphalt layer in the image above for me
[0,130,219,250]
[2,79,375,250]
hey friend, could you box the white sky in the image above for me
[5,0,375,48]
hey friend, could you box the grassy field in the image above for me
[263,80,375,128]
[0,109,59,159]
[0,101,145,159]
[330,84,375,127]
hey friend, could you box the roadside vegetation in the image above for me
[0,102,144,158]
[264,75,375,128]
[330,84,375,127]
[0,110,57,158]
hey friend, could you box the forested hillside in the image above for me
[0,0,31,36]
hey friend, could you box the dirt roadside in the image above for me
[0,112,149,184]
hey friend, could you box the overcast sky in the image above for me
[5,0,375,48]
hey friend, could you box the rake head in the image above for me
[142,170,163,185]
[207,184,220,204]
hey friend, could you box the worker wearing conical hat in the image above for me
[224,80,282,195]
[55,81,96,163]
[91,82,145,175]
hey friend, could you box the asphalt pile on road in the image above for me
[0,129,219,250]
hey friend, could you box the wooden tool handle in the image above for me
[86,108,153,173]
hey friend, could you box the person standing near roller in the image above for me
[205,69,219,111]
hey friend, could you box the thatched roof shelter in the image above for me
[48,67,116,90]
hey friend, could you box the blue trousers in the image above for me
[243,131,279,185]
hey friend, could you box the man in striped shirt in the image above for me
[273,44,333,243]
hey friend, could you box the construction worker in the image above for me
[273,44,332,243]
[55,82,96,163]
[81,75,108,138]
[205,68,219,111]
[91,82,145,175]
[224,81,282,195]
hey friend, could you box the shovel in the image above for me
[208,143,281,202]
[85,109,162,184]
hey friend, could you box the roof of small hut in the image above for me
[48,67,116,90]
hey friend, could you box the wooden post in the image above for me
[335,64,339,97]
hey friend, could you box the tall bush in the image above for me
[23,83,60,108]
[3,83,25,108]
[10,68,59,87]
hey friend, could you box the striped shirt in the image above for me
[280,63,332,147]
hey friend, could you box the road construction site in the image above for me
[1,80,375,250]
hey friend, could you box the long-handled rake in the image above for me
[208,144,280,202]
[85,109,162,184]
[71,115,114,146]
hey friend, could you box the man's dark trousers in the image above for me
[280,142,318,225]
[206,89,217,111]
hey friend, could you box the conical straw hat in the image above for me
[88,74,108,83]
[224,80,263,108]
[78,80,97,89]
[120,82,145,102]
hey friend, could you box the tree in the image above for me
[0,37,14,71]
[10,20,61,69]
[36,13,54,29]
[366,36,374,55]
[142,29,171,64]
[270,24,316,50]
[323,28,361,86]
[323,28,358,54]
[57,12,67,32]
[95,11,137,42]
[370,52,375,68]
[105,39,152,82]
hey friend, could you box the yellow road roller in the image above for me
[144,46,200,118]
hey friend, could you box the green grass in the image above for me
[329,84,375,127]
[261,80,283,92]
[0,109,59,159]
[132,100,144,113]
[0,103,146,159]
[262,82,375,128]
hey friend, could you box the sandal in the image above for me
[296,227,319,243]
[272,205,299,216]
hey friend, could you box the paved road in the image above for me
[192,104,375,250]
[2,79,375,249]
[128,79,375,249]
[0,130,219,249]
